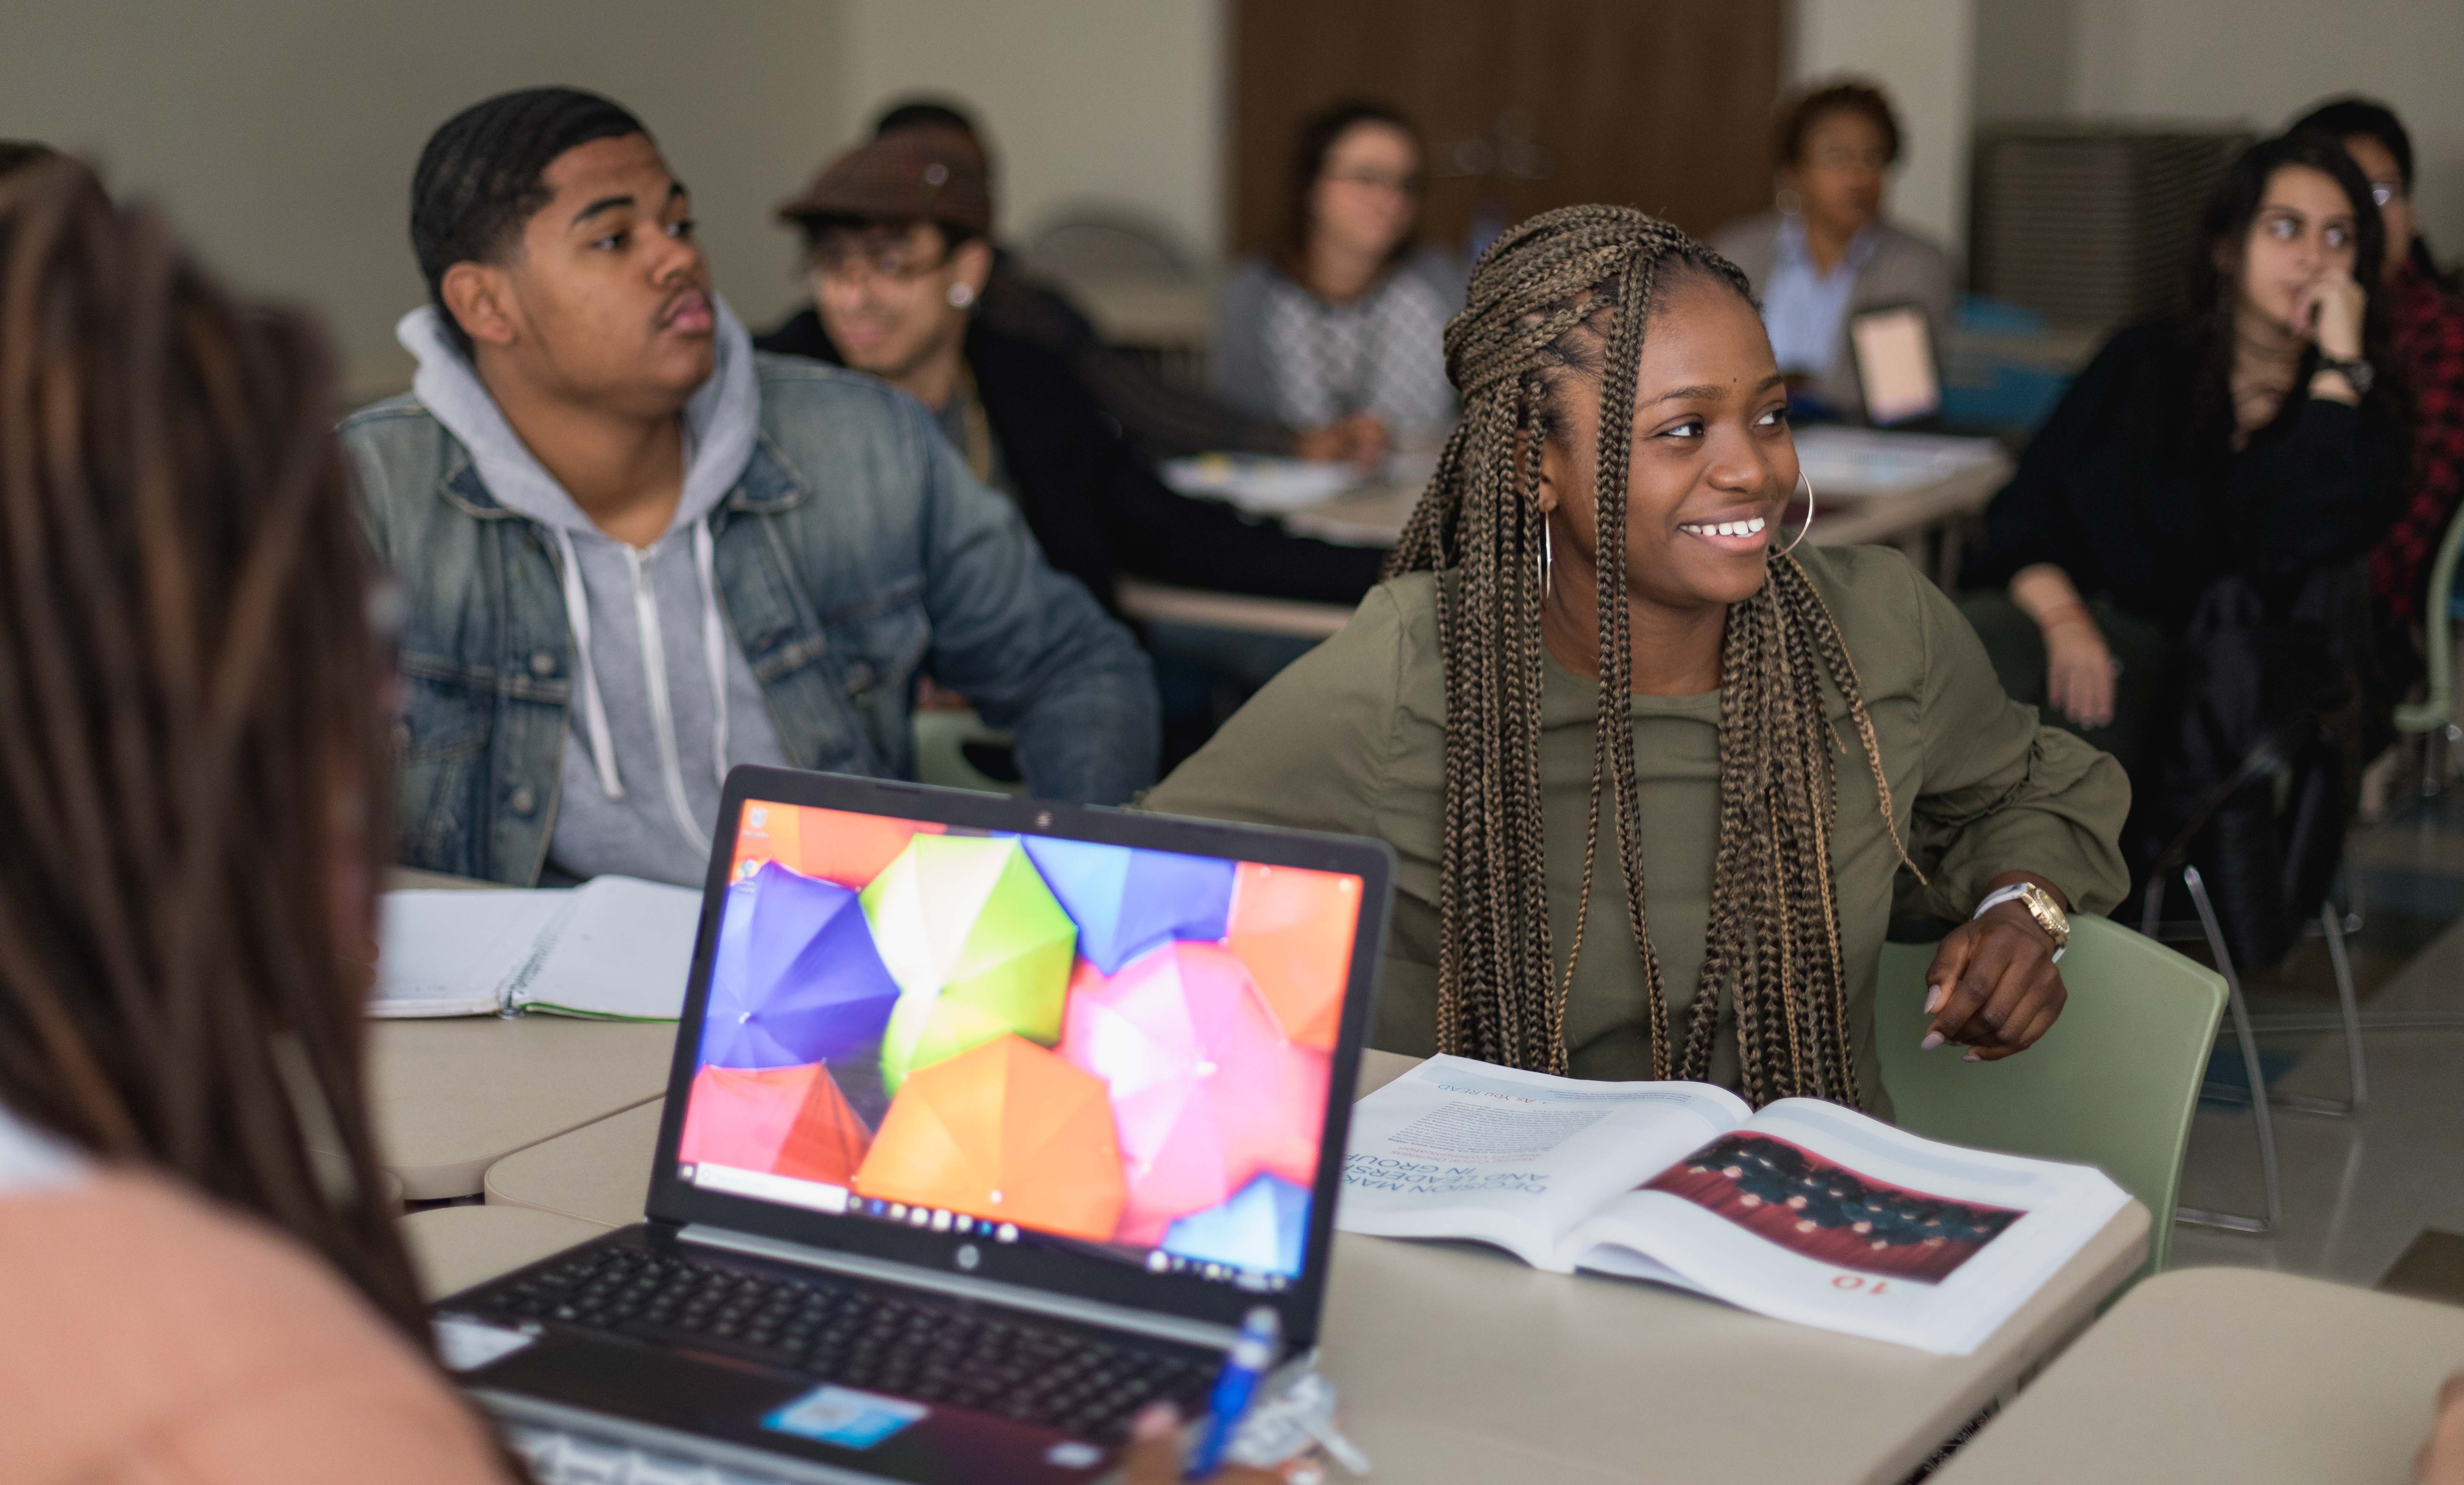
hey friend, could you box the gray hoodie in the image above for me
[397,299,795,887]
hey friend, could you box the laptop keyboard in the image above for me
[465,1242,1219,1442]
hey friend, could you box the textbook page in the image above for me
[509,875,702,1021]
[1559,1096,2128,1354]
[1335,1055,1750,1269]
[372,890,571,1018]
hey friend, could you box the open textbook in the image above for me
[373,876,701,1021]
[1338,1056,2128,1354]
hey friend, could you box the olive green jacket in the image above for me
[1144,545,2130,1116]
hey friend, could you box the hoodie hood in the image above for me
[396,295,759,537]
[391,295,791,885]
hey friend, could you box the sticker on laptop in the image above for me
[763,1385,929,1450]
[432,1315,538,1372]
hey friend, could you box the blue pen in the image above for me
[1185,1306,1279,1481]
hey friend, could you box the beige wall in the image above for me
[2064,0,2464,260]
[837,0,1222,265]
[1789,0,1978,261]
[0,0,846,401]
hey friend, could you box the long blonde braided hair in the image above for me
[1387,205,1915,1106]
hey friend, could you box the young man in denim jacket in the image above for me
[342,89,1158,887]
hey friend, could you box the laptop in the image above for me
[1847,302,1944,428]
[433,765,1394,1484]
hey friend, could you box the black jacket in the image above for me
[755,309,1385,612]
[1965,319,2408,633]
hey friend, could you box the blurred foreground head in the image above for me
[0,159,422,1332]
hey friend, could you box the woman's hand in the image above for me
[1919,892,2068,1062]
[1293,413,1390,468]
[2040,609,2116,729]
[2007,564,2115,729]
[1118,1405,1325,1485]
[2294,269,2366,361]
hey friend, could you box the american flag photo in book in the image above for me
[1642,1132,2024,1284]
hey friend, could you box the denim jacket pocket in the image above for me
[394,657,496,867]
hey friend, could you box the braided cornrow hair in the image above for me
[1388,204,1916,1107]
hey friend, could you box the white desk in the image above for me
[1931,1268,2464,1484]
[1126,445,2014,642]
[403,1204,612,1301]
[474,1049,2144,1485]
[342,868,679,1199]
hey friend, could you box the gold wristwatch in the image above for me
[1974,881,2069,961]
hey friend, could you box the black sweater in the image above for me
[755,309,1385,613]
[1965,319,2407,632]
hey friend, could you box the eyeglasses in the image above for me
[2369,182,2406,209]
[1322,168,1422,197]
[809,236,950,284]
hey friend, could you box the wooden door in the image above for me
[1230,0,1785,259]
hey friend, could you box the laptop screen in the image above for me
[671,795,1363,1298]
[1849,303,1941,426]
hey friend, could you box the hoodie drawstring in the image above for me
[553,527,625,801]
[692,520,730,790]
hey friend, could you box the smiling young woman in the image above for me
[1147,206,2130,1115]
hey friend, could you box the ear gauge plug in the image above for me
[947,282,975,309]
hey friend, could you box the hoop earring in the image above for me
[1775,472,1815,557]
[1539,520,1554,597]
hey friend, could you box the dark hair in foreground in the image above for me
[0,141,56,179]
[1386,205,1914,1105]
[1774,81,1902,170]
[2184,129,2402,438]
[1281,98,1422,277]
[0,161,422,1334]
[410,86,647,356]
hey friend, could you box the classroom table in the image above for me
[1123,444,2015,643]
[1929,1267,2464,1484]
[467,1049,2147,1485]
[334,868,681,1199]
[404,1203,613,1301]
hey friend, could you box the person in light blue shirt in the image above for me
[1711,80,1955,421]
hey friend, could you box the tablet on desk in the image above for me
[1849,303,1941,427]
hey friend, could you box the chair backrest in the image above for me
[1874,915,2225,1277]
[911,709,1027,797]
[2395,496,2464,734]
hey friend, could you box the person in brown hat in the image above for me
[758,128,1388,766]
[767,127,998,427]
[848,99,1376,465]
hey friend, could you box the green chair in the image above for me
[2394,501,2464,783]
[912,708,1028,796]
[1875,915,2226,1278]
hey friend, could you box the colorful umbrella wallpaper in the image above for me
[683,798,1364,1274]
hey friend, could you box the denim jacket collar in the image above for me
[435,426,812,525]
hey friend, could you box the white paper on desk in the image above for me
[1160,454,1357,514]
[373,890,571,1017]
[508,875,701,1021]
[1790,426,2003,497]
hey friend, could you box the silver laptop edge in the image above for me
[481,1388,886,1485]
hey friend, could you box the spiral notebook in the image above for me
[373,875,701,1021]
